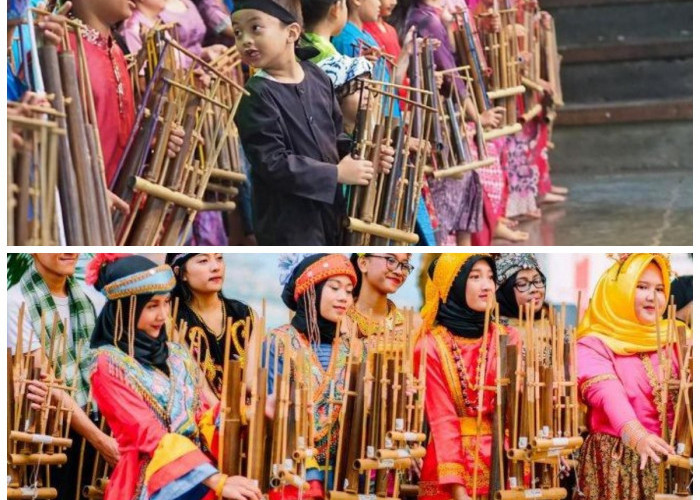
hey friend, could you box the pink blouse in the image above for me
[576,336,678,438]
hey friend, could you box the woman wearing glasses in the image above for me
[347,253,413,343]
[495,253,548,324]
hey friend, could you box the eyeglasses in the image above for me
[364,254,415,275]
[514,276,546,292]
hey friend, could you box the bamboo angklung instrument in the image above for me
[8,309,75,500]
[329,310,428,500]
[343,72,433,246]
[10,8,116,245]
[654,301,693,499]
[497,302,581,500]
[111,27,249,246]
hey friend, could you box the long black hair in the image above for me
[387,0,422,39]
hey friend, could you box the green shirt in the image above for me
[302,32,339,63]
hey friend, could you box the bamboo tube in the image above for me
[329,492,393,500]
[430,157,496,178]
[277,469,309,490]
[9,431,72,448]
[484,123,523,141]
[528,436,583,451]
[7,487,58,499]
[129,176,236,211]
[495,488,567,500]
[519,104,543,124]
[386,431,426,442]
[209,168,247,183]
[353,457,412,471]
[654,496,693,500]
[8,452,67,466]
[487,85,526,100]
[374,446,425,460]
[663,454,692,469]
[344,217,419,244]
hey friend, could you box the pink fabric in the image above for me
[120,10,157,55]
[576,336,678,438]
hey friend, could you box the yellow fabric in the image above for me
[198,406,217,452]
[145,433,200,484]
[577,253,685,355]
[459,416,492,437]
[420,253,491,333]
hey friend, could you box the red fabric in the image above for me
[364,21,401,59]
[268,480,324,500]
[91,354,214,499]
[534,119,552,195]
[471,191,495,245]
[414,324,519,499]
[67,32,136,186]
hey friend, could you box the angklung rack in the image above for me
[330,312,427,500]
[112,25,248,246]
[454,7,524,141]
[343,68,432,246]
[413,37,496,181]
[9,9,115,245]
[7,305,77,499]
[654,301,692,500]
[496,302,581,500]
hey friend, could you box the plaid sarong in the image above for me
[19,262,96,408]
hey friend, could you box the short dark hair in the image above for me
[301,0,339,30]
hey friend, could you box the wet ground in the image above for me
[491,169,692,246]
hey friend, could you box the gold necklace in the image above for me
[189,298,226,340]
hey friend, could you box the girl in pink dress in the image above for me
[575,253,685,500]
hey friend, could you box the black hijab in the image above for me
[434,255,497,339]
[496,270,547,320]
[281,254,339,344]
[90,256,171,375]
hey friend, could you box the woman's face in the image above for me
[137,294,171,338]
[465,260,496,312]
[634,263,666,325]
[513,268,546,313]
[319,276,354,322]
[379,0,398,17]
[358,253,411,294]
[181,254,225,295]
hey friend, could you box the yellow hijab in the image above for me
[420,253,491,332]
[577,253,683,355]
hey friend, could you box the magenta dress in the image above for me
[575,336,679,500]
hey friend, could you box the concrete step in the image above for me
[545,1,691,47]
[541,0,688,8]
[560,38,693,64]
[556,98,692,125]
[560,58,692,103]
[549,119,691,173]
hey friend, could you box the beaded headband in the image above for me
[102,264,176,301]
[294,254,357,301]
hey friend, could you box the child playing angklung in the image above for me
[233,0,394,245]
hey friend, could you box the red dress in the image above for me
[67,28,136,186]
[415,323,518,499]
[91,343,220,499]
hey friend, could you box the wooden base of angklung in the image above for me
[344,217,419,245]
[7,487,58,499]
[495,488,567,500]
[487,85,526,101]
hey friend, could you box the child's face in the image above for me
[232,10,299,69]
[94,0,134,25]
[357,0,381,23]
[379,0,397,17]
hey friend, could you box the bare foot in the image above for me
[495,221,529,242]
[520,208,542,220]
[551,185,569,195]
[541,192,567,204]
[499,216,518,229]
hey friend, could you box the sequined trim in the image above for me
[437,461,466,480]
[640,354,664,423]
[580,373,618,395]
[102,264,176,300]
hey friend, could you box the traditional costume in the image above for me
[234,38,350,245]
[575,253,683,500]
[267,253,358,498]
[416,254,518,500]
[88,255,224,500]
[168,253,255,397]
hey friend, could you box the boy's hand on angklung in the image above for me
[337,155,374,186]
[378,144,395,174]
[480,106,505,129]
